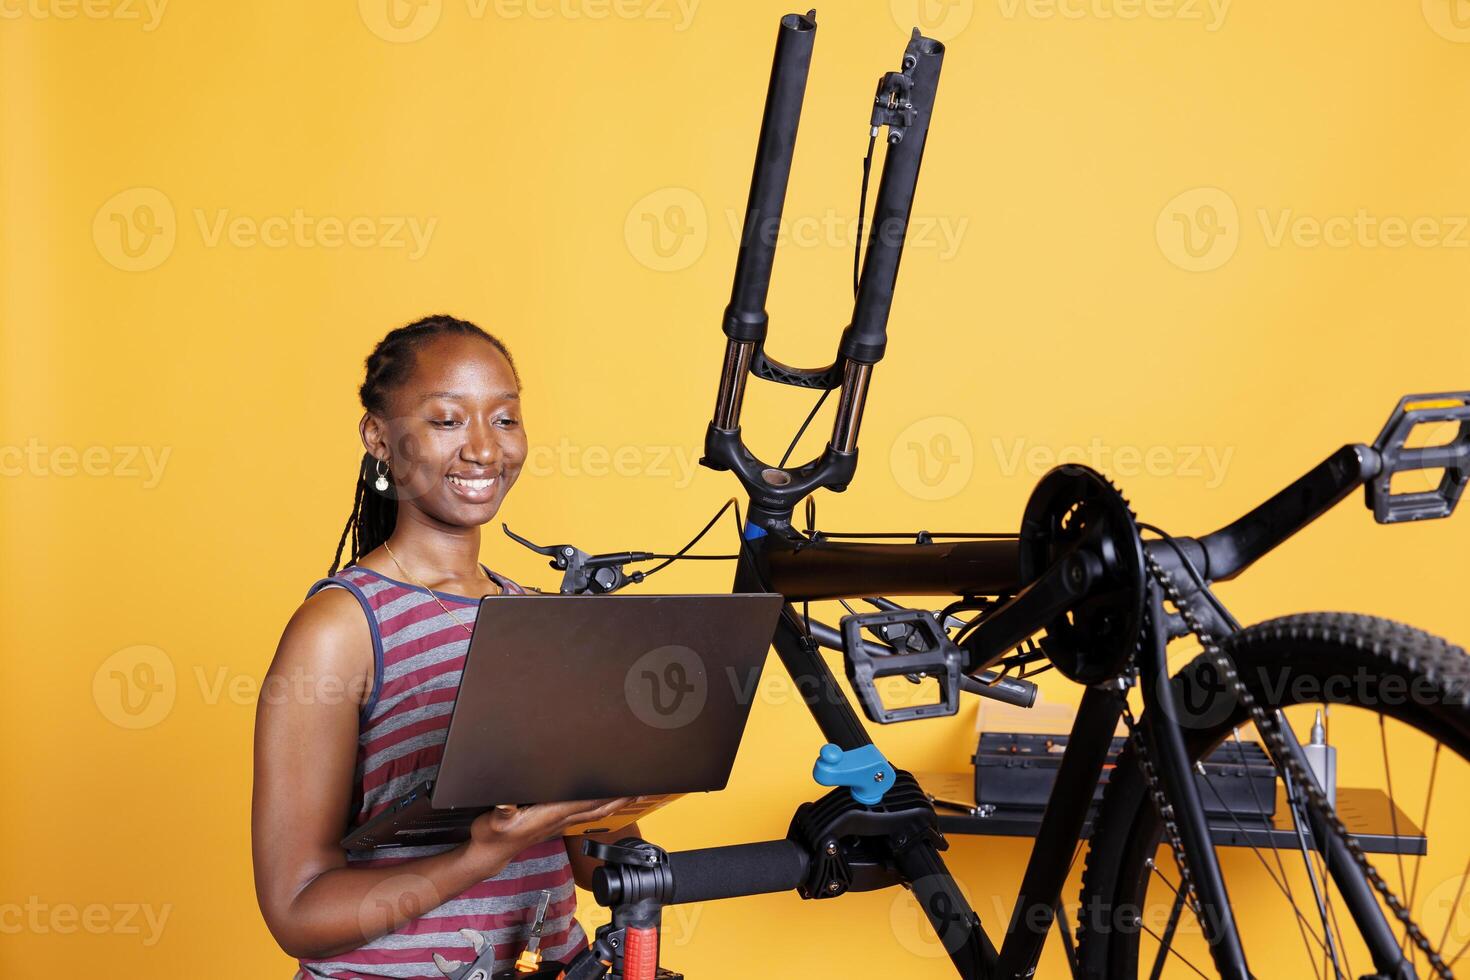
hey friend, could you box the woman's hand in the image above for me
[467,797,638,859]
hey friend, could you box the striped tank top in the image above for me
[293,563,589,980]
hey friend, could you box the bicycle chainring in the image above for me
[1017,464,1147,684]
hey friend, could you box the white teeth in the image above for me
[448,476,496,491]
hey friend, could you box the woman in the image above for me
[253,315,637,978]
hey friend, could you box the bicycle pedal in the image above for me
[1367,391,1470,523]
[839,608,962,724]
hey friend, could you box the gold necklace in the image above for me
[381,541,497,635]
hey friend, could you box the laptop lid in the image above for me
[430,592,784,810]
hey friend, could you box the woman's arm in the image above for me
[252,590,635,960]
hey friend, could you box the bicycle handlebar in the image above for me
[592,839,811,907]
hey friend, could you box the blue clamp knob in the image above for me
[812,742,896,806]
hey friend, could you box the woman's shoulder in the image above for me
[275,570,378,671]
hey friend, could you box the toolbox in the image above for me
[973,732,1277,819]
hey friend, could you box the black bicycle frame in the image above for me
[574,12,1461,980]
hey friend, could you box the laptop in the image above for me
[341,592,784,849]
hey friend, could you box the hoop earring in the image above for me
[374,458,391,494]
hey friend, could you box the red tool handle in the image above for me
[622,925,660,980]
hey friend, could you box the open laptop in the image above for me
[341,592,784,849]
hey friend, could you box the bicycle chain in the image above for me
[1137,546,1451,979]
[1118,689,1203,920]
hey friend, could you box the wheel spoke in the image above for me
[1436,853,1470,961]
[1139,921,1213,979]
[1401,741,1441,960]
[1195,745,1330,975]
[1280,766,1346,980]
[1148,885,1188,980]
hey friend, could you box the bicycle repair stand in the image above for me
[565,747,963,980]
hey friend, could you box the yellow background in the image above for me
[3,0,1468,976]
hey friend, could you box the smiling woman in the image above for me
[251,315,637,979]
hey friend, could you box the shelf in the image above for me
[913,772,1427,857]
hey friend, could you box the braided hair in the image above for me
[328,314,519,576]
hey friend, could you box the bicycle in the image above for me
[439,10,1470,980]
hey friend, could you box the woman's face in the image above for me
[362,334,528,528]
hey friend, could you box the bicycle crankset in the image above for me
[1017,464,1147,684]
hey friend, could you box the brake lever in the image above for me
[501,524,652,595]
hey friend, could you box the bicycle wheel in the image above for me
[1076,613,1470,979]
